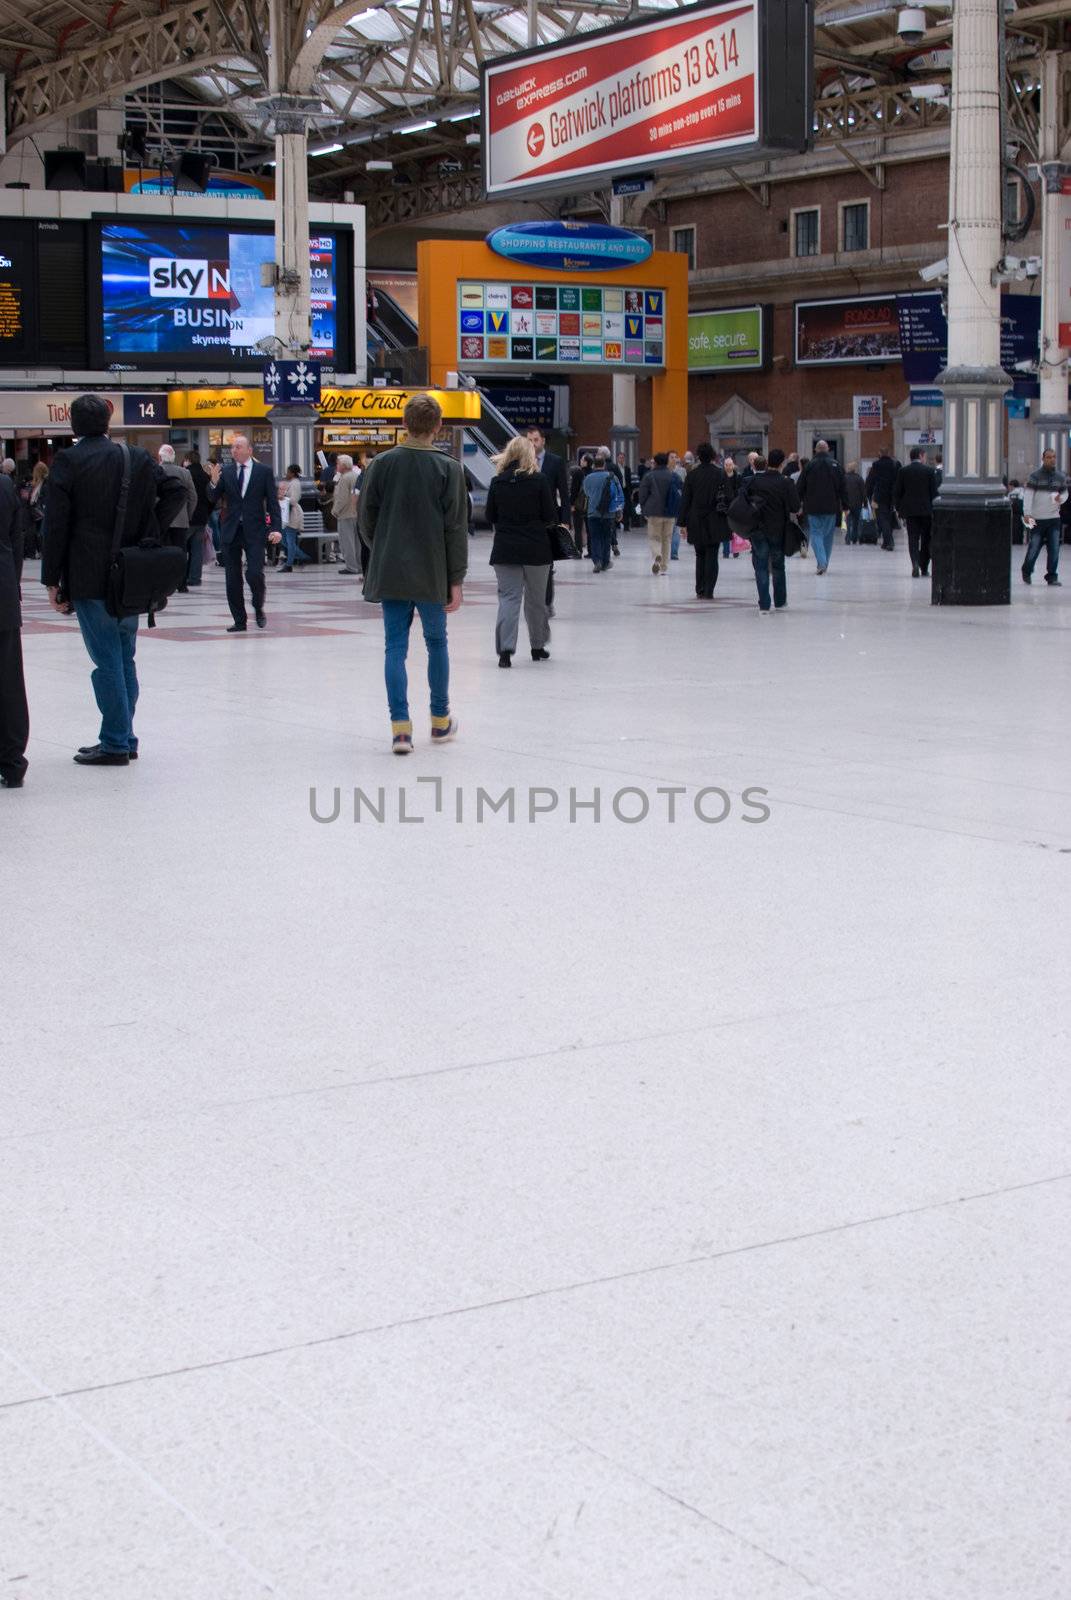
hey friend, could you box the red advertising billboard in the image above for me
[481,0,811,200]
[795,295,902,366]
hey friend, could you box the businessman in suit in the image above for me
[528,427,569,616]
[207,435,283,631]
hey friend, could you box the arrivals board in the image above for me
[457,280,666,369]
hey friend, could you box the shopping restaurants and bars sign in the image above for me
[457,280,666,369]
[481,0,812,200]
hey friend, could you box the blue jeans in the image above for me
[282,528,311,567]
[587,516,614,568]
[381,600,449,725]
[1023,519,1061,581]
[671,525,681,559]
[74,599,139,753]
[845,509,861,544]
[808,512,837,569]
[751,538,787,611]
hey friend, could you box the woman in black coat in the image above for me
[486,435,557,667]
[678,442,727,599]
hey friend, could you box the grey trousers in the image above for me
[495,564,551,654]
[337,516,360,571]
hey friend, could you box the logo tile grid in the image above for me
[458,283,664,366]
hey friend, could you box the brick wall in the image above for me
[561,158,950,460]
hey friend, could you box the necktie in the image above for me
[238,464,246,497]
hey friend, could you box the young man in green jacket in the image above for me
[359,393,468,753]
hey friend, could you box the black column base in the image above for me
[931,499,1012,606]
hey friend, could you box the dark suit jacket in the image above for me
[893,461,938,518]
[0,474,22,630]
[41,436,188,603]
[865,456,901,507]
[537,451,570,523]
[207,459,282,547]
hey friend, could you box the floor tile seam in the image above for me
[0,1342,289,1596]
[0,981,910,1144]
[2,1169,1066,1416]
[543,1422,839,1598]
[0,1342,575,1600]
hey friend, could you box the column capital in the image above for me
[254,94,323,137]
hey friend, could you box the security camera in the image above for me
[255,335,284,357]
[918,257,948,283]
[898,8,928,41]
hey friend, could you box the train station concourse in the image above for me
[1,2,1070,1597]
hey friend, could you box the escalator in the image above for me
[367,288,517,520]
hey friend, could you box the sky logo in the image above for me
[148,259,231,299]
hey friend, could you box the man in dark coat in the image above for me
[678,442,727,598]
[747,449,801,613]
[893,448,939,577]
[0,469,29,788]
[41,393,188,766]
[797,441,844,575]
[865,448,901,551]
[206,435,283,631]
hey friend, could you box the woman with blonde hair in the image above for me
[486,433,557,668]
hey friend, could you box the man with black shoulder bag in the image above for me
[41,394,187,766]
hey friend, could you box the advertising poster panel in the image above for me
[795,295,901,365]
[482,0,811,199]
[687,305,764,371]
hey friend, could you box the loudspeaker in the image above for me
[173,152,213,192]
[85,160,124,193]
[44,149,87,191]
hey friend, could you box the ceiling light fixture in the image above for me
[397,119,436,134]
[310,143,344,156]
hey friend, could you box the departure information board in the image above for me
[0,221,31,362]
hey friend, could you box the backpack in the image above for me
[596,474,613,516]
[727,489,762,537]
[665,475,682,519]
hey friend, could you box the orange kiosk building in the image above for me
[418,240,688,456]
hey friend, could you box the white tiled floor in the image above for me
[3,535,1069,1598]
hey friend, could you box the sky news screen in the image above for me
[96,221,344,367]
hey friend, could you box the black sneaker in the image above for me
[1021,569,1032,584]
[498,652,512,668]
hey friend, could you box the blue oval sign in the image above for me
[486,221,653,274]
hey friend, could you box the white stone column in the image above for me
[933,0,1012,603]
[1035,52,1070,472]
[609,194,639,468]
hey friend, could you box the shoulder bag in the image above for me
[105,443,187,628]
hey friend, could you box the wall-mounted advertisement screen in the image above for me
[688,305,765,372]
[481,0,811,201]
[795,295,901,365]
[457,280,666,370]
[93,221,348,369]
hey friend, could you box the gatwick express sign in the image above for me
[481,0,812,200]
